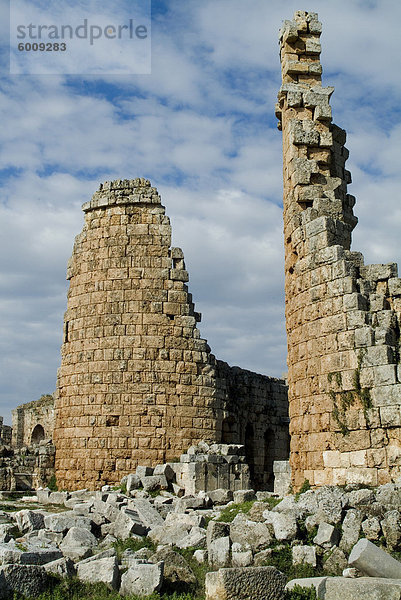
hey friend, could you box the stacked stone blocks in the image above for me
[277,11,401,489]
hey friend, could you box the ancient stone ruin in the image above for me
[54,179,289,490]
[276,11,401,489]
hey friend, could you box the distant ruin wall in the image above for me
[12,394,55,448]
[277,11,401,489]
[54,179,289,490]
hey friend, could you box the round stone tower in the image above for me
[54,178,221,490]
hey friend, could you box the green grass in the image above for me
[12,577,200,600]
[285,584,317,599]
[259,544,320,581]
[262,496,282,509]
[215,500,256,522]
[112,536,155,560]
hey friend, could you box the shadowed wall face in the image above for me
[277,11,401,489]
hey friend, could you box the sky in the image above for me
[0,0,401,425]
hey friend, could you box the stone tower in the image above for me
[54,178,289,490]
[277,11,401,489]
[54,179,221,489]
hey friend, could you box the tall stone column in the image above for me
[277,12,401,489]
[54,179,221,490]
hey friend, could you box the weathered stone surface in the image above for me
[339,509,363,552]
[324,576,401,600]
[77,556,120,590]
[381,510,401,550]
[14,510,45,534]
[292,545,316,567]
[208,489,234,505]
[361,516,381,541]
[129,498,164,530]
[230,514,273,552]
[112,508,147,540]
[150,547,196,585]
[175,526,206,549]
[205,566,286,600]
[43,557,76,577]
[323,547,347,574]
[43,513,92,533]
[263,511,297,542]
[313,522,340,548]
[0,564,49,599]
[59,527,98,561]
[208,536,231,568]
[231,543,253,567]
[120,561,163,597]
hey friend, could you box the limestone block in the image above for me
[205,566,286,600]
[175,526,206,549]
[77,556,120,590]
[381,510,401,551]
[150,547,196,585]
[323,547,347,574]
[313,522,339,548]
[43,513,92,534]
[14,510,45,535]
[263,511,297,542]
[59,527,98,562]
[117,506,149,538]
[230,514,273,552]
[208,536,231,568]
[120,561,163,597]
[0,565,50,599]
[339,509,363,553]
[292,545,316,567]
[325,577,401,600]
[43,557,76,578]
[129,498,164,530]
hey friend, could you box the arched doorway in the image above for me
[31,424,45,444]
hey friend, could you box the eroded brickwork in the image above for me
[277,11,401,489]
[54,179,289,490]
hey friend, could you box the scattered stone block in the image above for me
[324,576,401,600]
[0,565,49,599]
[120,561,163,597]
[292,545,316,567]
[43,557,76,578]
[77,556,120,590]
[205,566,286,600]
[59,527,98,562]
[14,511,45,535]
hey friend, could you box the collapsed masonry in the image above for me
[54,179,289,490]
[277,11,401,489]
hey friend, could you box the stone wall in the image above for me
[276,11,401,489]
[54,179,289,490]
[12,394,55,448]
[0,417,12,446]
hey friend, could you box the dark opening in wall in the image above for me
[245,423,255,481]
[31,424,45,444]
[221,416,239,444]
